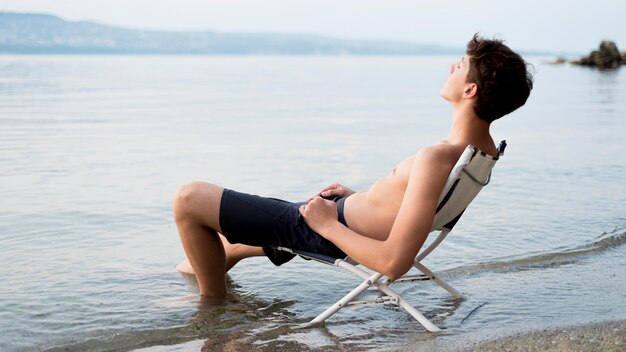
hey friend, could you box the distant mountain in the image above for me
[0,12,463,55]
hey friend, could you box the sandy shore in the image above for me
[128,320,625,351]
[459,320,625,352]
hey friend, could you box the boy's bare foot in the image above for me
[176,259,196,275]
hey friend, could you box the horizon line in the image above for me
[0,11,583,56]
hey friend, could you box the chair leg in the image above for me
[295,260,443,332]
[338,261,441,332]
[414,261,463,299]
[370,279,441,332]
[294,271,382,329]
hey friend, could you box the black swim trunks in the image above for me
[219,188,348,266]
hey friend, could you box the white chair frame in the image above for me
[279,141,505,332]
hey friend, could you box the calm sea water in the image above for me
[1,55,625,351]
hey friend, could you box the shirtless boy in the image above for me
[173,34,533,298]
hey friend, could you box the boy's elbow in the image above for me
[382,260,412,282]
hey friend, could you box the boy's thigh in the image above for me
[219,189,297,248]
[220,189,346,265]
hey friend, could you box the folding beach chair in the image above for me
[277,141,506,332]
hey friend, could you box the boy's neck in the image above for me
[445,103,492,147]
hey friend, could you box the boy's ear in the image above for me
[463,83,478,99]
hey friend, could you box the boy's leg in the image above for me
[175,184,300,296]
[176,234,265,275]
[173,181,230,297]
[221,237,266,271]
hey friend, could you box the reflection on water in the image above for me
[0,56,625,351]
[595,68,621,114]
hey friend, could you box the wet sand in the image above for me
[459,320,625,352]
[130,320,625,351]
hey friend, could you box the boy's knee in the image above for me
[174,182,198,203]
[173,181,223,230]
[173,182,207,220]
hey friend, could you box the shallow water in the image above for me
[0,55,625,351]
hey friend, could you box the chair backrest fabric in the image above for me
[430,145,500,231]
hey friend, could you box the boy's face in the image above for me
[440,55,472,103]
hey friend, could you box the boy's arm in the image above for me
[307,183,355,202]
[300,147,452,281]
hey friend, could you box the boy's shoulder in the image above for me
[405,142,467,185]
[415,142,466,169]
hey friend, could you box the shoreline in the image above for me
[458,319,625,352]
[127,320,626,351]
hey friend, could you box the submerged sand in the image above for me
[459,320,625,352]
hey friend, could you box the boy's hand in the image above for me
[307,183,355,202]
[299,196,340,236]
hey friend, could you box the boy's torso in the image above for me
[343,140,496,240]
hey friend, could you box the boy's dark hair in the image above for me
[466,34,534,122]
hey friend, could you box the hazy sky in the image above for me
[3,0,625,54]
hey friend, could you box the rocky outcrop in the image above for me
[571,40,626,68]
